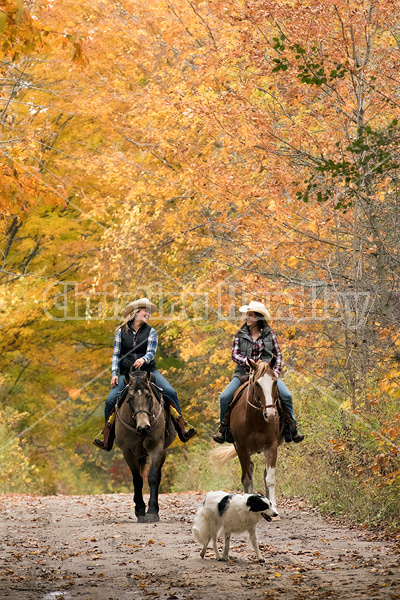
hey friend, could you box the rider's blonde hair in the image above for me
[116,309,140,332]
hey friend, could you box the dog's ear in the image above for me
[246,494,271,513]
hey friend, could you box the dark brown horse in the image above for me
[213,359,281,513]
[115,371,176,522]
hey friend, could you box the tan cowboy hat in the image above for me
[239,300,271,321]
[121,297,158,318]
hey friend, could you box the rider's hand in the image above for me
[134,357,146,369]
[111,375,119,388]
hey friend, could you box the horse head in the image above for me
[248,359,278,423]
[127,371,154,435]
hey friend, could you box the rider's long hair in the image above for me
[116,309,141,333]
[240,311,269,333]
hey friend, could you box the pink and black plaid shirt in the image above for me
[231,329,283,376]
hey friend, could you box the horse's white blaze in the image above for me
[257,372,276,421]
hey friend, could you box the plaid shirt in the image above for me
[231,329,282,376]
[111,325,158,376]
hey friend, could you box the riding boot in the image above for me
[212,421,227,444]
[283,426,293,443]
[212,402,234,443]
[93,410,116,451]
[212,398,241,444]
[281,408,304,444]
[212,413,230,443]
[173,415,197,443]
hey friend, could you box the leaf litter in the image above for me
[0,491,399,599]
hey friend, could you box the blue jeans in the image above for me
[104,370,182,421]
[152,370,182,415]
[219,377,242,421]
[105,375,125,421]
[219,377,296,425]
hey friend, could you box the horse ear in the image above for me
[145,371,151,382]
[269,355,276,370]
[248,358,258,371]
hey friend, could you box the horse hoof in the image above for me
[136,514,147,523]
[146,513,160,522]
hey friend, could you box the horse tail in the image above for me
[210,446,238,467]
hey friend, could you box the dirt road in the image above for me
[0,492,399,600]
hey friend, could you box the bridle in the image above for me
[116,378,163,433]
[246,367,278,417]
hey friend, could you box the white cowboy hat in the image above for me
[239,301,271,321]
[121,297,158,318]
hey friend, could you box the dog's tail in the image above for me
[210,446,238,467]
[192,507,212,546]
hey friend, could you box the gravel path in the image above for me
[0,492,399,600]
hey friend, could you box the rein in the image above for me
[116,381,163,433]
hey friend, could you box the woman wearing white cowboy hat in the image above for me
[212,300,304,444]
[93,298,196,450]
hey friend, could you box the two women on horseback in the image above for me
[213,300,304,444]
[93,297,196,450]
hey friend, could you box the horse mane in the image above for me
[129,371,150,393]
[253,361,276,382]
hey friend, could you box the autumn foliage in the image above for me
[0,0,399,526]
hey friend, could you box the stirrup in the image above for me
[93,439,106,449]
[178,424,196,443]
[93,432,106,450]
[212,431,226,444]
[93,424,114,452]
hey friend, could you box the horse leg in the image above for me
[146,450,166,522]
[236,444,254,493]
[263,443,278,514]
[124,451,146,522]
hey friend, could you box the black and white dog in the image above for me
[192,491,278,562]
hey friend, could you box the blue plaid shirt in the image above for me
[111,325,158,376]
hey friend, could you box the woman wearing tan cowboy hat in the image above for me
[93,298,196,450]
[213,300,304,444]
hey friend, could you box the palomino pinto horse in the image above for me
[115,371,176,522]
[215,359,281,513]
